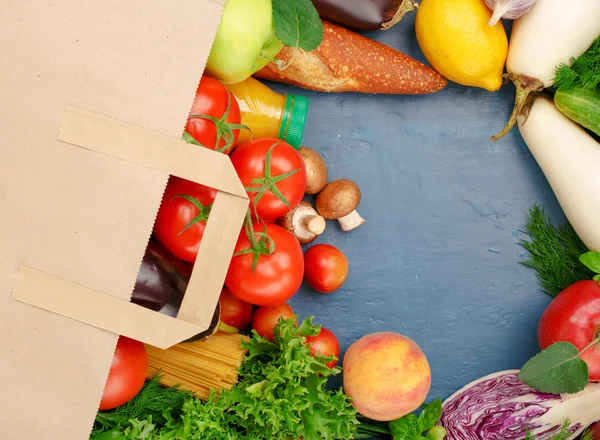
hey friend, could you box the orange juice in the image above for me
[227,77,308,148]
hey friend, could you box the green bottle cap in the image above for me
[279,94,309,149]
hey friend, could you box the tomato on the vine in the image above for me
[225,222,304,306]
[304,244,349,293]
[251,303,297,342]
[219,287,253,331]
[99,336,148,411]
[153,176,217,262]
[305,326,340,369]
[184,76,244,155]
[538,280,600,381]
[230,138,306,221]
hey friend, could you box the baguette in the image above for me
[255,20,447,95]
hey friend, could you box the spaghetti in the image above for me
[146,331,248,400]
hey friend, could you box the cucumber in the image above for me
[554,87,600,137]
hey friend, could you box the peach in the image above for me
[342,332,431,421]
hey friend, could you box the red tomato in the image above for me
[219,287,253,331]
[538,280,600,381]
[305,327,341,368]
[251,303,297,342]
[185,76,242,155]
[153,176,217,262]
[230,138,306,221]
[589,422,600,439]
[225,222,304,306]
[304,244,349,293]
[99,337,148,411]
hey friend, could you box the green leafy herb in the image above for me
[524,420,592,440]
[389,399,445,440]
[554,36,600,91]
[580,252,600,282]
[92,374,191,436]
[518,342,589,394]
[272,0,323,52]
[353,415,392,440]
[520,204,592,297]
[92,317,358,440]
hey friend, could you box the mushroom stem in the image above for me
[303,215,326,235]
[337,210,365,232]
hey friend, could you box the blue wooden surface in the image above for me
[265,17,565,403]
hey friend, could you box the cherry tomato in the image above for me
[538,280,600,381]
[219,287,253,331]
[225,222,304,306]
[305,326,341,369]
[99,336,148,411]
[304,244,349,293]
[251,303,297,342]
[185,76,242,155]
[153,176,217,262]
[230,138,306,221]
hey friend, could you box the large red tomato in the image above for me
[538,280,600,381]
[304,244,349,293]
[305,326,341,369]
[225,222,304,306]
[184,76,243,155]
[251,303,297,342]
[153,176,217,263]
[219,287,253,331]
[99,337,148,411]
[230,138,306,221]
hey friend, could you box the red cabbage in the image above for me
[439,370,599,439]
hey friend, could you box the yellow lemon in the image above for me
[415,0,508,91]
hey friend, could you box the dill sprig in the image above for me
[524,419,593,440]
[554,36,600,91]
[92,374,192,436]
[519,204,593,297]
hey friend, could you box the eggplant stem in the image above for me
[491,74,545,141]
[381,0,418,31]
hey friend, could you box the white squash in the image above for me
[492,0,600,140]
[518,98,600,252]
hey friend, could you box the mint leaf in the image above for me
[580,252,600,274]
[518,342,589,394]
[418,399,443,431]
[272,0,323,52]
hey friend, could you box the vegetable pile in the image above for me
[91,0,600,439]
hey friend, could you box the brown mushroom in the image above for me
[277,201,327,245]
[298,147,328,195]
[316,179,365,232]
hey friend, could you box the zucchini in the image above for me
[554,87,600,137]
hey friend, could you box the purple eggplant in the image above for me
[131,240,191,317]
[131,240,220,342]
[310,0,417,31]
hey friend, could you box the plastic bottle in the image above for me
[227,77,308,148]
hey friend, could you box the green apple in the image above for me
[206,0,284,84]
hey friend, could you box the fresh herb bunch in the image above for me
[554,36,600,91]
[520,204,592,297]
[389,399,446,440]
[524,419,592,440]
[92,317,358,440]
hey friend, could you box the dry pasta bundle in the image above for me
[146,331,248,400]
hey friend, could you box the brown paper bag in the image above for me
[0,0,246,438]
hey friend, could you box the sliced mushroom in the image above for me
[277,201,326,245]
[316,179,365,232]
[299,147,328,195]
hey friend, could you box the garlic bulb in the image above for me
[484,0,538,26]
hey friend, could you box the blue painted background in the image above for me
[264,16,567,403]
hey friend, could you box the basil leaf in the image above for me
[518,342,589,394]
[390,414,420,437]
[418,399,443,431]
[272,0,323,52]
[580,252,600,274]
